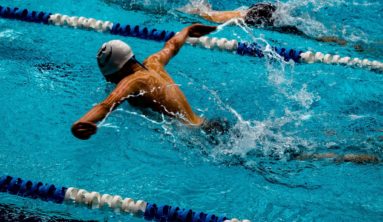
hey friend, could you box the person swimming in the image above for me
[71,24,231,140]
[69,22,377,164]
[181,2,347,45]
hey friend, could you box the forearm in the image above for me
[71,77,140,140]
[152,24,216,65]
[77,78,137,124]
[165,28,190,57]
[77,103,112,124]
[199,11,244,23]
[71,103,111,140]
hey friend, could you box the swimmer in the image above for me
[71,24,229,140]
[181,2,347,45]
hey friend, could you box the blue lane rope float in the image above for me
[0,175,250,222]
[0,6,51,24]
[0,5,382,72]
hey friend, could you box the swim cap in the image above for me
[97,40,134,76]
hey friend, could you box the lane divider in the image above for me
[0,5,382,72]
[0,175,251,222]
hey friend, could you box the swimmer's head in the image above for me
[97,40,144,83]
[245,3,276,26]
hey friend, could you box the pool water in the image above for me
[0,0,382,221]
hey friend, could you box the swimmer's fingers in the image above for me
[71,121,97,140]
[187,24,217,37]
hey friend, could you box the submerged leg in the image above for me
[316,36,347,45]
[295,152,380,164]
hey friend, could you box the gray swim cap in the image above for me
[97,40,134,76]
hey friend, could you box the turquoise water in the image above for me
[0,0,382,221]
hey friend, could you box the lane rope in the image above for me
[0,5,381,72]
[0,175,250,222]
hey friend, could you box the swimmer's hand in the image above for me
[71,121,97,140]
[186,24,217,37]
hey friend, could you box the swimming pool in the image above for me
[0,0,382,221]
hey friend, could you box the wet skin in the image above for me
[71,24,217,140]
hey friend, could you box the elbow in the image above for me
[165,40,176,50]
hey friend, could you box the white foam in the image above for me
[0,29,19,40]
[178,0,212,15]
[288,84,320,109]
[197,18,318,160]
[348,114,364,120]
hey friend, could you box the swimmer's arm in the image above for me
[71,77,145,140]
[199,11,245,23]
[146,24,216,66]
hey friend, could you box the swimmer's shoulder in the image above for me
[142,55,175,83]
[143,54,162,67]
[143,56,168,74]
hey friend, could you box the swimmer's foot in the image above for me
[335,154,380,164]
[295,152,380,164]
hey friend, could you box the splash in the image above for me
[272,0,373,43]
[197,18,320,161]
[279,0,346,12]
[177,63,316,162]
[170,68,320,189]
[272,0,332,37]
[202,83,315,161]
[216,17,291,67]
[177,0,212,15]
[104,0,176,15]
